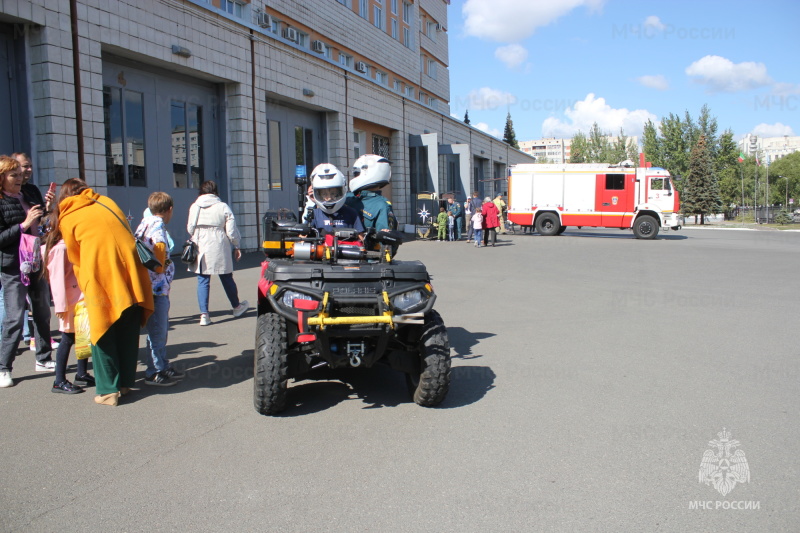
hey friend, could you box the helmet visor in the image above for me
[316,186,344,203]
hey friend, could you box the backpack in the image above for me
[19,233,42,286]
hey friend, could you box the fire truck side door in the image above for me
[595,173,630,227]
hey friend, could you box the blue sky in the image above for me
[446,0,799,145]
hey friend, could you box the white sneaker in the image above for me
[199,313,211,326]
[0,371,13,388]
[233,300,250,318]
[35,360,56,372]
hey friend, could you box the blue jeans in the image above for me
[196,273,240,315]
[144,295,170,377]
[474,228,483,244]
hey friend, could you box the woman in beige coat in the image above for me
[187,181,249,326]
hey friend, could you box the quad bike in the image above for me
[254,213,451,416]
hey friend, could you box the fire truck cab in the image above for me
[506,161,683,239]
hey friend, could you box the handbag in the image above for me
[181,205,201,264]
[92,199,161,272]
[136,238,162,271]
[180,240,198,264]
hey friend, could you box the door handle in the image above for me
[602,202,610,206]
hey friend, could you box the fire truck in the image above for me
[506,158,683,239]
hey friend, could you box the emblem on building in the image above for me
[699,428,750,496]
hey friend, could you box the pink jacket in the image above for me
[481,202,500,229]
[46,240,83,333]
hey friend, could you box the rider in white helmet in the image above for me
[344,154,397,231]
[308,162,364,236]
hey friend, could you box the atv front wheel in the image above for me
[254,312,289,415]
[406,310,451,406]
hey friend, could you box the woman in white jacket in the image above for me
[187,181,249,326]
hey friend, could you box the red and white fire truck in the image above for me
[506,157,683,239]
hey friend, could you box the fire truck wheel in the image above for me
[557,225,567,235]
[535,213,560,236]
[254,312,289,415]
[633,215,659,239]
[407,310,451,407]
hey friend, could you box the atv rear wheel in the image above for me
[254,312,289,415]
[406,310,451,406]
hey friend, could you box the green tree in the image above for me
[642,119,662,166]
[569,131,589,163]
[766,151,800,209]
[681,135,722,224]
[503,112,519,149]
[587,122,611,162]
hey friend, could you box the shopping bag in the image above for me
[74,301,91,359]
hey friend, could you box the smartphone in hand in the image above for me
[48,182,56,195]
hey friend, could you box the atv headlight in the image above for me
[281,290,315,308]
[392,289,428,314]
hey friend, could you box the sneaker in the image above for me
[51,340,60,350]
[0,371,12,388]
[199,313,211,326]
[73,374,96,387]
[52,380,84,394]
[29,339,59,351]
[162,367,185,380]
[233,300,250,318]
[35,360,56,372]
[144,372,177,387]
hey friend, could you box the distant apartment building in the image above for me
[519,138,571,163]
[519,135,638,164]
[0,0,533,248]
[739,134,800,165]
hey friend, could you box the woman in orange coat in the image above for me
[58,179,153,405]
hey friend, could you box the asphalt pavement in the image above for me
[1,226,798,532]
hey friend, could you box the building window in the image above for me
[373,6,383,29]
[375,71,388,85]
[295,126,314,182]
[404,85,414,98]
[391,0,398,15]
[268,120,282,190]
[391,18,398,39]
[296,32,308,48]
[419,91,426,103]
[353,130,365,160]
[170,101,204,189]
[103,86,147,187]
[402,2,411,23]
[427,21,437,41]
[270,19,280,34]
[428,98,437,111]
[339,52,353,68]
[372,134,390,158]
[324,46,334,60]
[359,0,368,19]
[392,79,401,92]
[221,0,244,18]
[403,27,411,48]
[428,59,437,80]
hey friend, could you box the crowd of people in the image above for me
[0,154,249,406]
[438,191,508,247]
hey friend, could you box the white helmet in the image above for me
[350,154,391,194]
[311,163,347,214]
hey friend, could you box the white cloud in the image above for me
[752,123,795,137]
[541,93,656,138]
[495,44,528,69]
[643,15,666,32]
[462,0,605,42]
[465,87,517,111]
[473,122,502,138]
[772,82,800,96]
[637,74,669,91]
[685,55,772,93]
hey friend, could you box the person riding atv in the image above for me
[254,163,450,416]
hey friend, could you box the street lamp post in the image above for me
[779,176,788,212]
